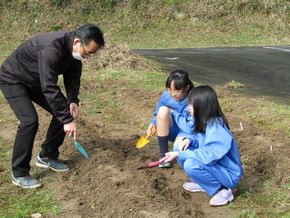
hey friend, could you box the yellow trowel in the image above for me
[136,126,155,149]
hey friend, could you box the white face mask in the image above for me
[72,43,83,61]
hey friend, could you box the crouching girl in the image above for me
[147,70,194,168]
[163,85,243,206]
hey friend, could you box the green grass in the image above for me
[139,70,167,91]
[0,0,289,49]
[110,17,290,48]
[83,68,166,92]
[246,99,290,138]
[236,209,258,218]
[0,189,60,218]
[80,69,166,126]
[0,92,5,103]
[0,44,14,64]
[0,137,61,218]
[233,180,290,217]
[224,80,245,89]
[80,89,113,115]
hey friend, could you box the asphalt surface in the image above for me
[133,46,290,103]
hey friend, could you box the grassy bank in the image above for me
[0,0,289,48]
[0,137,61,218]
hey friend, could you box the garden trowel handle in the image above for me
[145,132,151,140]
[147,125,156,137]
[71,133,77,142]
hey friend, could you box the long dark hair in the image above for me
[166,70,194,95]
[188,85,229,133]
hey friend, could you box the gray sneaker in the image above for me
[11,175,42,189]
[36,155,69,172]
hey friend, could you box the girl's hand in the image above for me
[147,124,156,136]
[179,138,190,151]
[164,151,179,162]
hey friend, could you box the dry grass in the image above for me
[84,43,158,71]
[0,0,289,49]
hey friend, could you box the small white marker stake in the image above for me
[240,122,243,131]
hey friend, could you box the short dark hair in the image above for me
[165,70,194,95]
[188,85,229,133]
[74,23,105,47]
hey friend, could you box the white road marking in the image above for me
[165,57,179,60]
[264,46,290,52]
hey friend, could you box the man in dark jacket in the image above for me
[0,23,105,188]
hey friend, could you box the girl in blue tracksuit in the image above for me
[163,85,243,206]
[147,70,194,168]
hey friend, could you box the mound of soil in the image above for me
[84,43,156,71]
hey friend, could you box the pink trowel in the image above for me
[136,156,169,170]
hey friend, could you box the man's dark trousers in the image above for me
[0,80,66,177]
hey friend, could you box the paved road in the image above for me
[133,46,290,102]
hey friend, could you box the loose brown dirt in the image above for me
[0,46,289,217]
[24,88,290,217]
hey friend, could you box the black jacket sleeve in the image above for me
[38,48,74,124]
[63,61,82,105]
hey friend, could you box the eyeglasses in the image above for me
[81,43,96,57]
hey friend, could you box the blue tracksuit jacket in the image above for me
[174,119,243,195]
[151,91,194,134]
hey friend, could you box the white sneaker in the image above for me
[182,182,206,193]
[209,189,234,206]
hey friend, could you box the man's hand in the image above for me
[64,120,77,140]
[69,103,79,119]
